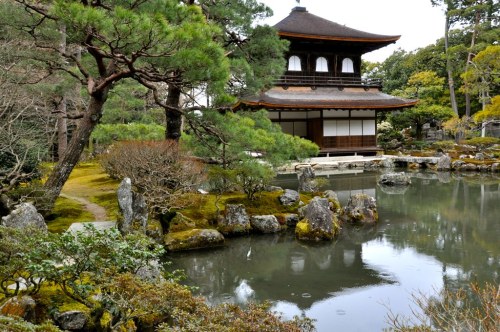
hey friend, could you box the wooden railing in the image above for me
[275,75,382,88]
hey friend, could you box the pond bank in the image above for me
[278,154,500,173]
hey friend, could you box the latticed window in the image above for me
[316,57,328,72]
[288,55,302,71]
[342,58,354,73]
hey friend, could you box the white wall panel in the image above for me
[350,120,363,135]
[324,120,337,136]
[363,120,376,135]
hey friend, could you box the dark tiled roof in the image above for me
[274,7,400,45]
[237,87,417,111]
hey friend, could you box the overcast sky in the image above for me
[258,0,445,62]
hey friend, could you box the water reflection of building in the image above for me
[168,172,500,314]
[169,229,393,309]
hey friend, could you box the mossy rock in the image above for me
[146,218,164,244]
[164,229,224,251]
[168,213,196,233]
[295,218,338,241]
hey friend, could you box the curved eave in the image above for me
[278,31,400,44]
[235,100,418,111]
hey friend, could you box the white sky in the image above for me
[258,0,446,62]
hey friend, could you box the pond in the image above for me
[167,170,500,331]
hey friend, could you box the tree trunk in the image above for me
[57,24,68,160]
[444,14,459,115]
[165,84,182,141]
[56,96,68,159]
[42,92,108,213]
[464,9,482,117]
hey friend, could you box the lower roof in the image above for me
[236,86,417,111]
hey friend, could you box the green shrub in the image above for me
[464,137,500,150]
[431,140,455,151]
[0,315,61,332]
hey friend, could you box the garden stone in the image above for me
[381,157,395,169]
[117,178,148,234]
[378,172,411,186]
[165,229,224,251]
[295,197,338,241]
[322,190,341,212]
[218,204,251,236]
[136,260,164,282]
[437,154,451,171]
[264,185,283,192]
[341,193,378,225]
[492,163,500,172]
[250,215,281,233]
[0,295,37,322]
[279,189,299,206]
[298,166,317,193]
[0,202,47,232]
[54,311,88,331]
[283,213,299,226]
[458,163,477,171]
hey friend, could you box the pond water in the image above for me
[167,170,500,331]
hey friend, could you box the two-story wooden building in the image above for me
[236,6,417,155]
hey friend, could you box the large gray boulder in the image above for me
[279,189,299,206]
[295,197,338,241]
[341,193,378,225]
[378,172,411,186]
[0,202,47,232]
[54,311,88,331]
[298,166,318,193]
[250,215,282,233]
[218,204,251,236]
[164,228,224,251]
[437,154,452,171]
[117,178,148,234]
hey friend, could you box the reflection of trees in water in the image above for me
[169,171,499,311]
[379,172,500,288]
[168,229,392,309]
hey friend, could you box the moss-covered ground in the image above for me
[45,162,120,233]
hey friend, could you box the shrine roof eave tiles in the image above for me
[274,7,400,51]
[235,87,418,111]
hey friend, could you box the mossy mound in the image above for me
[46,197,94,233]
[164,228,224,251]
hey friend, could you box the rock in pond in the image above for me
[165,229,224,251]
[218,204,251,236]
[295,197,339,241]
[279,189,300,206]
[378,172,411,186]
[1,202,47,232]
[298,166,318,193]
[341,193,378,225]
[250,215,282,233]
[436,153,452,171]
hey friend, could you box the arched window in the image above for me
[288,55,302,71]
[342,58,354,73]
[316,57,328,72]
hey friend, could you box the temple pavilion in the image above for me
[235,6,417,155]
